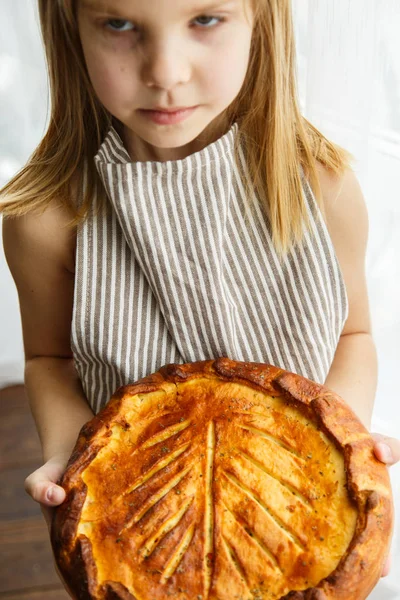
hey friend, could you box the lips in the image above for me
[139,106,198,125]
[146,107,192,113]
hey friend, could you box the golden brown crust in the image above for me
[51,358,393,600]
[100,582,138,600]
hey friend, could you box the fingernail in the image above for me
[46,486,64,503]
[378,443,393,463]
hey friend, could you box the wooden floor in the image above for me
[0,385,69,599]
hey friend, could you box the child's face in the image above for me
[77,0,254,159]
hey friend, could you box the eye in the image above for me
[103,15,224,35]
[192,15,224,28]
[105,19,135,33]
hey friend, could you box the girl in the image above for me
[1,0,398,588]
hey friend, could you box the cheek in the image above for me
[83,46,138,112]
[205,34,252,100]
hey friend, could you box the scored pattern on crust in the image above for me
[234,447,312,508]
[237,423,305,459]
[51,358,393,600]
[220,468,307,550]
[221,498,282,571]
[204,420,216,598]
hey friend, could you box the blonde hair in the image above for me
[0,0,353,256]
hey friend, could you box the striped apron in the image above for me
[71,122,348,414]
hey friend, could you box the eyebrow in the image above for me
[81,0,237,15]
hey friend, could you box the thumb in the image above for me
[371,433,400,465]
[24,458,67,507]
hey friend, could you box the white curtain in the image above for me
[1,2,399,596]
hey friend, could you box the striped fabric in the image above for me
[71,122,348,414]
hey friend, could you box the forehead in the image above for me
[80,0,242,12]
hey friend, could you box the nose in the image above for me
[141,39,191,90]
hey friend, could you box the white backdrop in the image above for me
[1,1,399,596]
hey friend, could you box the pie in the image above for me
[51,358,393,600]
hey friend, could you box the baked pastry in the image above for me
[51,358,393,600]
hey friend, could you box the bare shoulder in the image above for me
[314,161,369,263]
[2,201,77,360]
[314,161,371,335]
[2,200,76,275]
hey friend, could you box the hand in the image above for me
[24,453,75,598]
[371,433,400,578]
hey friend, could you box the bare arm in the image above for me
[315,164,376,429]
[2,203,97,600]
[2,203,94,464]
[25,357,94,462]
[324,332,377,430]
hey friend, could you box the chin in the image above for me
[137,120,207,144]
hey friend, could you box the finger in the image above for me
[24,469,66,506]
[371,434,400,465]
[374,442,393,464]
